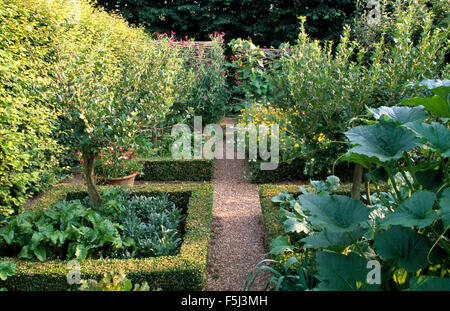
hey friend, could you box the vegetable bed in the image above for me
[0,183,214,291]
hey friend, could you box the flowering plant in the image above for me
[93,146,143,180]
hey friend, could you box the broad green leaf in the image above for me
[342,152,381,169]
[75,245,89,260]
[405,122,450,157]
[400,95,450,118]
[301,227,366,250]
[33,245,47,262]
[345,119,417,162]
[382,191,438,229]
[0,228,14,244]
[439,187,450,229]
[408,276,450,291]
[314,251,379,291]
[0,262,16,281]
[368,106,428,124]
[373,226,430,272]
[298,194,370,232]
[270,236,293,255]
[283,218,310,234]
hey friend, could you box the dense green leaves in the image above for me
[408,276,450,291]
[96,0,357,47]
[298,194,370,232]
[344,120,417,162]
[401,95,450,118]
[373,226,430,272]
[405,122,450,157]
[315,251,379,291]
[440,187,450,229]
[0,262,15,281]
[270,236,293,255]
[382,191,438,229]
[368,106,428,124]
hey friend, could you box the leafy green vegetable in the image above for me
[373,226,430,272]
[405,122,450,157]
[344,119,417,162]
[368,106,428,124]
[298,194,370,233]
[315,251,379,291]
[382,191,437,229]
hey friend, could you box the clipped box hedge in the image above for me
[249,159,354,184]
[138,158,214,181]
[0,183,214,291]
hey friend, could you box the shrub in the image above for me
[0,0,66,217]
[233,1,449,179]
[165,33,231,126]
[252,82,450,291]
[139,158,214,182]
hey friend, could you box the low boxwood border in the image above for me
[0,183,214,291]
[138,158,214,181]
[249,159,354,184]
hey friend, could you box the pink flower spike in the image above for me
[185,35,188,40]
[205,96,208,101]
[80,159,84,164]
[171,30,176,35]
[197,76,200,81]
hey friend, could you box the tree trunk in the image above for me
[83,152,102,206]
[351,163,364,200]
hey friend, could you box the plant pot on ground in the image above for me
[93,146,143,187]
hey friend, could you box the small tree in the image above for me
[51,23,181,206]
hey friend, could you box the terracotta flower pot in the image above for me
[104,172,138,187]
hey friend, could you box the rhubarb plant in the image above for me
[253,80,450,291]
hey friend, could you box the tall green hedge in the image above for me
[0,0,191,217]
[95,0,357,47]
[0,183,214,291]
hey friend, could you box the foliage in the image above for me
[79,271,150,291]
[252,82,450,291]
[0,199,123,261]
[94,146,143,180]
[0,184,214,291]
[0,261,15,291]
[102,191,185,258]
[139,158,214,182]
[95,0,358,47]
[164,33,231,125]
[0,0,67,217]
[233,1,449,178]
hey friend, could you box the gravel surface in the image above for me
[205,117,270,291]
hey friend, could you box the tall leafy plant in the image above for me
[48,2,182,206]
[254,81,450,291]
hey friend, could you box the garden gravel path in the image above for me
[205,117,270,291]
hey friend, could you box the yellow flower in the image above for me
[294,143,299,148]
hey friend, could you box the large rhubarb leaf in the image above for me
[373,226,430,272]
[314,251,379,291]
[298,194,370,233]
[382,191,438,229]
[368,106,428,124]
[345,119,417,162]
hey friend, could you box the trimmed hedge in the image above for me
[0,183,214,291]
[249,159,354,184]
[139,158,214,182]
